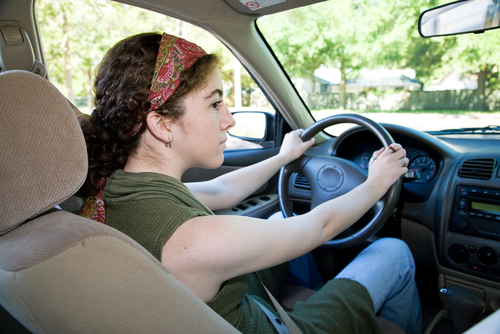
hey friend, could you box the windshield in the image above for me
[257,0,500,135]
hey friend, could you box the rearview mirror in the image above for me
[419,0,500,37]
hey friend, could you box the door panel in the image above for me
[181,147,282,218]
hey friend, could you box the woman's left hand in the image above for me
[277,129,315,164]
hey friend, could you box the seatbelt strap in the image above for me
[254,274,304,334]
[249,296,291,334]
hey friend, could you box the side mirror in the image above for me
[419,0,500,37]
[228,111,275,148]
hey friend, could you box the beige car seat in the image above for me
[0,70,240,333]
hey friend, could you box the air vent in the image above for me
[293,173,311,190]
[458,158,496,180]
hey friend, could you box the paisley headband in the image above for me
[129,33,207,137]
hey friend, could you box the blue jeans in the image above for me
[268,211,325,291]
[336,238,423,334]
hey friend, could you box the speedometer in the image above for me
[359,152,372,169]
[408,156,437,182]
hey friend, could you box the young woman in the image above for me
[78,32,422,334]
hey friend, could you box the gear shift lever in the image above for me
[440,285,486,334]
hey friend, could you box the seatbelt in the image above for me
[250,296,291,334]
[254,274,304,334]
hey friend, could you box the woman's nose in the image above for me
[221,105,236,131]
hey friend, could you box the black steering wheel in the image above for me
[278,114,402,249]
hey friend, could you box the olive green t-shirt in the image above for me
[103,170,384,334]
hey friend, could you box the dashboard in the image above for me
[289,123,500,312]
[332,125,444,203]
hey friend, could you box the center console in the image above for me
[446,185,500,282]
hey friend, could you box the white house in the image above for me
[295,66,423,94]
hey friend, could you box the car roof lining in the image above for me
[118,0,327,24]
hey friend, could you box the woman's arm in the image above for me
[163,144,407,301]
[186,129,315,211]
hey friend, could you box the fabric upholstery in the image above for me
[0,70,87,234]
[0,210,160,272]
[0,70,240,333]
[0,211,239,333]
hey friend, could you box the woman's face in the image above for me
[176,68,235,169]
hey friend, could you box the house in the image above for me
[425,69,478,91]
[307,66,423,93]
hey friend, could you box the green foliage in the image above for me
[37,0,500,112]
[36,0,237,109]
[258,0,461,86]
[258,0,500,111]
[452,30,500,91]
[258,0,366,80]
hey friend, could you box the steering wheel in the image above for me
[278,114,402,249]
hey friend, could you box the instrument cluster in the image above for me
[354,148,437,183]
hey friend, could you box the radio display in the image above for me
[471,201,500,214]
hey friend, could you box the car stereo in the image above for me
[450,186,500,240]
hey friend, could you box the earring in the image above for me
[165,139,172,148]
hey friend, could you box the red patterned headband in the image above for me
[129,33,207,136]
[149,33,207,110]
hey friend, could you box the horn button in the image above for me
[317,164,344,192]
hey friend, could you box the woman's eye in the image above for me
[211,100,222,109]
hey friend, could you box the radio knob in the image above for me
[449,244,468,264]
[453,217,468,230]
[478,247,497,266]
[459,198,466,209]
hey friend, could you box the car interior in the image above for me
[1,0,500,333]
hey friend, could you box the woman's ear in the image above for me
[145,112,171,142]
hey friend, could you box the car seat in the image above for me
[1,23,88,214]
[0,70,240,333]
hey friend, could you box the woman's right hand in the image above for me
[277,129,315,164]
[366,143,408,192]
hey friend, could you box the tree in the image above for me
[37,0,74,101]
[258,0,462,109]
[355,0,457,79]
[449,30,500,110]
[383,0,500,111]
[259,0,445,109]
[37,0,238,112]
[259,0,368,109]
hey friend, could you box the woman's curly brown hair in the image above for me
[77,32,219,198]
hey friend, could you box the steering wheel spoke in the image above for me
[302,156,368,210]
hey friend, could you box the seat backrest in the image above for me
[0,70,240,333]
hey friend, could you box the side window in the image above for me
[36,0,273,151]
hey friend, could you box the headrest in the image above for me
[0,71,88,235]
